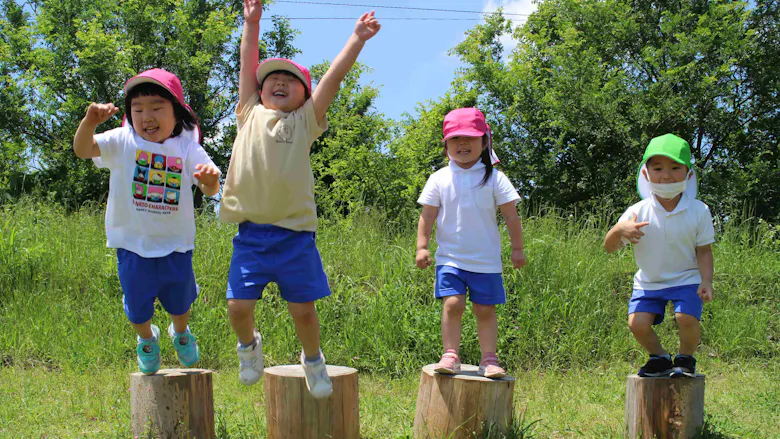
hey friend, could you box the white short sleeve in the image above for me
[494,171,521,206]
[183,141,220,184]
[93,127,128,169]
[696,204,716,247]
[417,175,441,207]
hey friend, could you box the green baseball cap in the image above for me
[636,134,697,199]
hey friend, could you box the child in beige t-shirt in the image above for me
[220,0,380,398]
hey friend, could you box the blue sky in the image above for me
[262,0,536,121]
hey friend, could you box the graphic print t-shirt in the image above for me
[93,126,218,258]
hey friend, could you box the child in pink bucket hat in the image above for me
[72,68,221,375]
[416,107,527,379]
[219,0,380,398]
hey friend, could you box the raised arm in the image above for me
[73,103,119,159]
[312,11,380,123]
[239,0,263,109]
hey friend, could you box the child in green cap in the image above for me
[604,134,715,377]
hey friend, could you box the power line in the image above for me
[273,1,532,17]
[261,16,527,21]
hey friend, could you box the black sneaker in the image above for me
[637,354,673,377]
[670,354,696,377]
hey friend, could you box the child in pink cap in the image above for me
[73,68,221,375]
[416,108,527,378]
[219,0,380,398]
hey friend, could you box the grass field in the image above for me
[0,201,778,437]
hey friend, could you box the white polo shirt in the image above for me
[619,193,715,290]
[418,161,521,273]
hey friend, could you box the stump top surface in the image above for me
[264,365,357,377]
[627,374,705,380]
[130,368,213,378]
[421,364,515,382]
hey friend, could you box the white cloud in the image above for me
[483,0,538,57]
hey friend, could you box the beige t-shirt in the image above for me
[219,93,328,231]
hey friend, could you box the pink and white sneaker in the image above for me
[478,353,506,379]
[434,351,461,375]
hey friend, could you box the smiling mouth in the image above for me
[144,126,159,134]
[272,90,288,97]
[457,149,472,155]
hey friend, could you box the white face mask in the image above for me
[647,170,692,200]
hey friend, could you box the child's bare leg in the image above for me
[131,320,154,339]
[442,295,467,352]
[288,301,321,358]
[169,310,190,334]
[628,312,666,355]
[675,313,701,356]
[228,299,258,345]
[472,303,498,355]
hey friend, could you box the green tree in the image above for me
[0,0,304,208]
[396,0,779,220]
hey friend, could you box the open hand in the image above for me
[697,281,713,303]
[354,11,381,41]
[620,213,650,244]
[84,103,119,126]
[244,0,262,22]
[194,163,220,190]
[416,249,432,269]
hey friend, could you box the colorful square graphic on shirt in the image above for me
[132,182,147,200]
[167,156,183,174]
[151,154,167,171]
[164,188,180,206]
[149,170,166,186]
[134,166,149,183]
[136,150,151,167]
[166,174,181,189]
[147,186,164,203]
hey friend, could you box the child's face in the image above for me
[260,72,307,112]
[644,155,689,184]
[130,95,176,143]
[445,136,486,169]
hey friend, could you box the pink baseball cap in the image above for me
[443,108,501,165]
[442,108,488,142]
[256,58,312,94]
[123,68,200,141]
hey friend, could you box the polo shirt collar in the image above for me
[651,191,691,215]
[449,159,485,173]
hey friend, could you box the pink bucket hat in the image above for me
[442,108,500,165]
[256,58,312,94]
[123,68,200,141]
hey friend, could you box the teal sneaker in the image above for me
[168,323,199,367]
[137,325,161,375]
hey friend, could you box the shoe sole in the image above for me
[638,369,673,377]
[434,367,460,375]
[670,368,696,378]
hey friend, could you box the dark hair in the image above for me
[260,70,310,99]
[124,83,198,139]
[443,136,494,187]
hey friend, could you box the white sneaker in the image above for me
[300,350,333,399]
[237,331,263,385]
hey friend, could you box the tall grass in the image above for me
[0,200,777,375]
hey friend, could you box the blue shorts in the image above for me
[628,284,702,325]
[435,265,506,305]
[117,249,199,324]
[226,222,331,303]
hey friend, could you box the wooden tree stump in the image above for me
[414,364,515,439]
[625,374,706,439]
[130,368,214,439]
[264,365,359,439]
